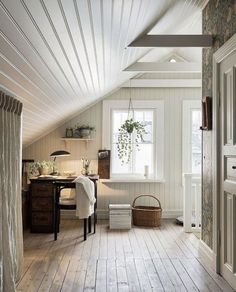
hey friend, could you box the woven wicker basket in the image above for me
[132,195,162,227]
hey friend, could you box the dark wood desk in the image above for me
[30,176,99,233]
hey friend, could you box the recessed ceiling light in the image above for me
[169,58,177,63]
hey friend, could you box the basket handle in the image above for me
[132,195,162,209]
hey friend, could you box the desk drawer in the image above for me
[31,183,53,197]
[32,197,53,211]
[32,212,53,227]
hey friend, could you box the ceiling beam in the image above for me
[128,35,212,47]
[124,62,201,72]
[121,79,201,88]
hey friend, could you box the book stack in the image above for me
[109,204,132,229]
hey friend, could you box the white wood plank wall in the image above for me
[23,85,201,219]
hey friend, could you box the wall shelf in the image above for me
[61,137,94,148]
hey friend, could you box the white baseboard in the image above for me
[162,209,182,219]
[199,239,215,269]
[96,209,182,220]
[61,209,182,220]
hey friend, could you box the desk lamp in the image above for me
[50,150,71,175]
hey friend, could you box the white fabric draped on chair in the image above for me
[0,92,23,291]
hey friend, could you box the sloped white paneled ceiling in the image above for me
[0,0,206,146]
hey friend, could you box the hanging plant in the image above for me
[116,80,146,164]
[117,118,146,164]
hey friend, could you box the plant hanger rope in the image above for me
[127,97,134,119]
[127,79,134,119]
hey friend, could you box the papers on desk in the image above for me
[37,175,59,179]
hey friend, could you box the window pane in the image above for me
[133,144,154,175]
[111,109,154,176]
[112,110,128,143]
[134,110,153,143]
[191,110,201,173]
[111,143,130,174]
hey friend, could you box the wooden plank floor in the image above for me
[17,220,234,292]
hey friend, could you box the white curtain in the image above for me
[0,92,24,291]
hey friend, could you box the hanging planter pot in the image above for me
[125,119,135,134]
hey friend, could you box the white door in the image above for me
[220,48,236,290]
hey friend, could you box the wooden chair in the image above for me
[53,182,95,241]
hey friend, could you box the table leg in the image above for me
[84,218,87,241]
[54,207,58,241]
[94,212,96,234]
[54,186,58,240]
[88,216,91,233]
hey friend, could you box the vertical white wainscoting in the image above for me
[23,86,201,218]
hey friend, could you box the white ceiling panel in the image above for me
[0,0,206,146]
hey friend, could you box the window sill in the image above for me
[100,178,165,183]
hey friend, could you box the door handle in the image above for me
[232,166,236,169]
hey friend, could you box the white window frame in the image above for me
[182,100,201,174]
[102,100,164,180]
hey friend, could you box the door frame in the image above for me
[212,33,236,273]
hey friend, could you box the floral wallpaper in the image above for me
[202,0,236,248]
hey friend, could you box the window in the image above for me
[103,100,164,180]
[191,109,201,173]
[111,109,154,176]
[182,100,202,174]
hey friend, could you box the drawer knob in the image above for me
[232,166,236,169]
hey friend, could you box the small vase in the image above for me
[66,128,73,138]
[81,167,89,176]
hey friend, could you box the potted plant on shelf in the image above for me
[74,124,95,138]
[117,118,146,164]
[29,161,54,176]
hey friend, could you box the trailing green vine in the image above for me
[117,118,146,164]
